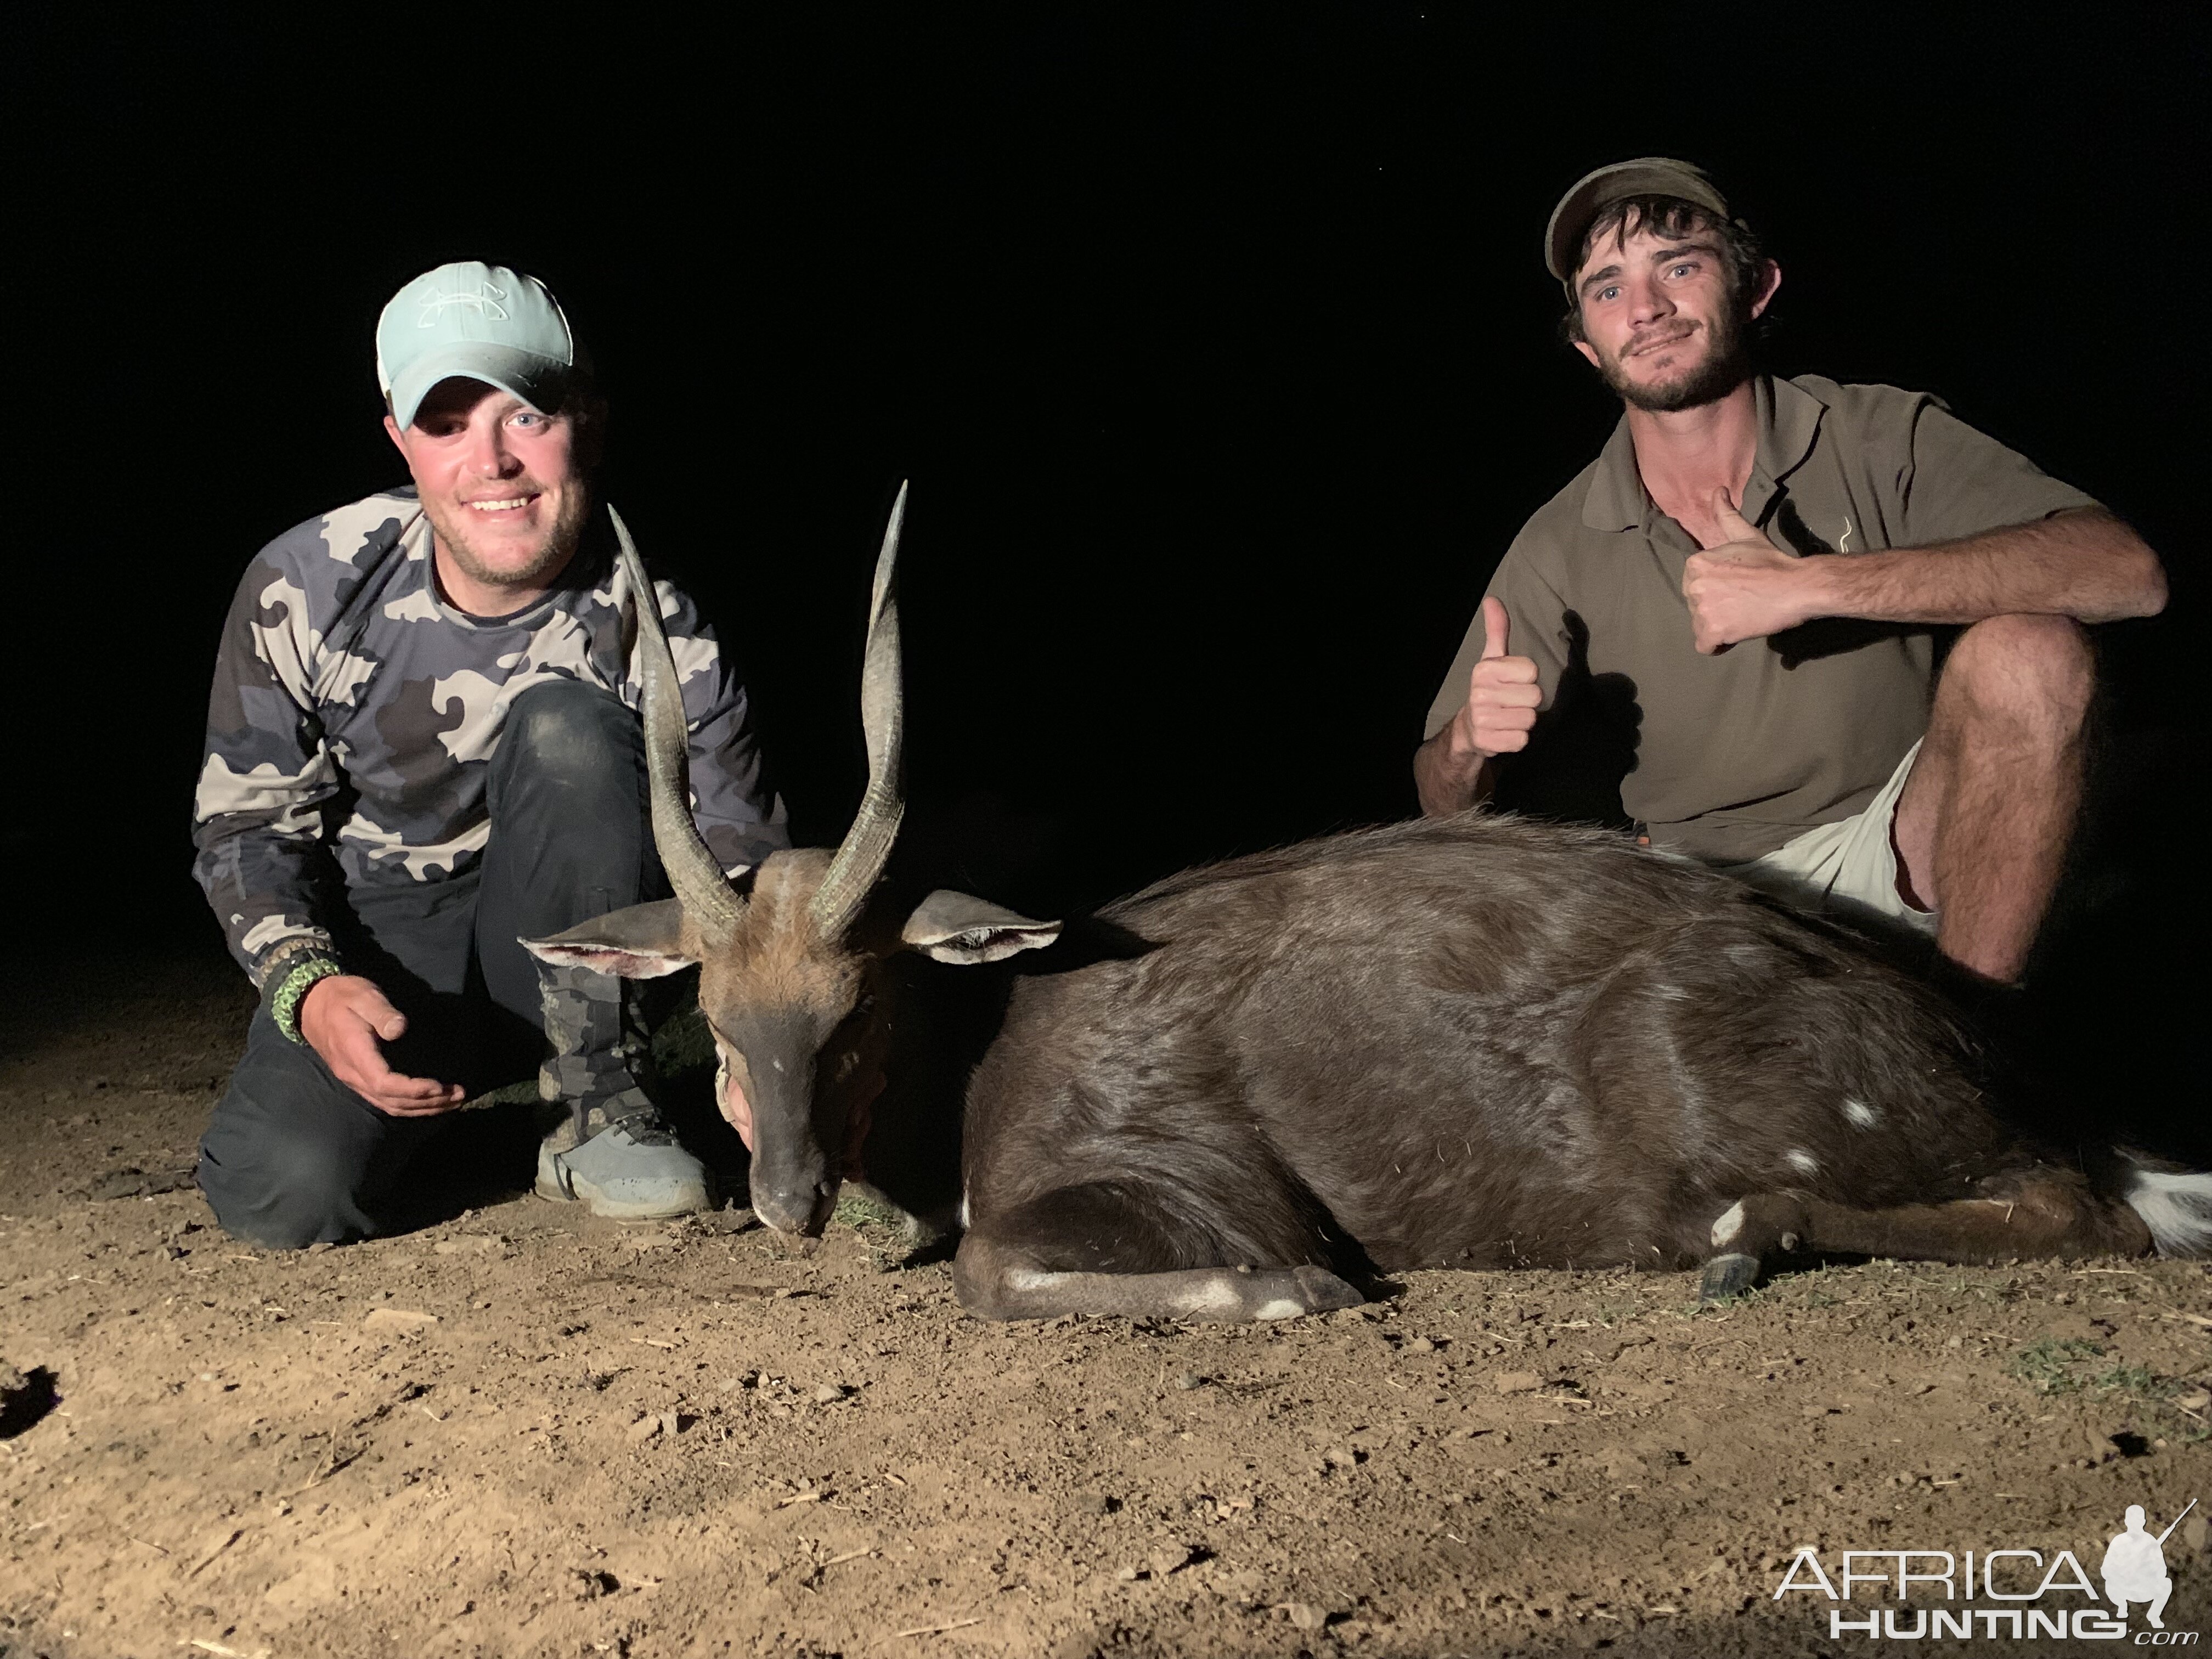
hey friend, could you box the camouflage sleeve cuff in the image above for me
[246,930,338,989]
[263,952,346,1045]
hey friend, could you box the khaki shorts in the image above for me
[1713,741,1937,936]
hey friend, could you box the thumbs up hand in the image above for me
[1682,487,1815,654]
[1454,595,1542,759]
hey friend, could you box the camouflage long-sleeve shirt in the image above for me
[193,488,787,985]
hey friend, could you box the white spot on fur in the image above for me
[1252,1299,1303,1321]
[1710,1201,1746,1248]
[958,1193,970,1231]
[1002,1267,1061,1293]
[2125,1166,2212,1257]
[1173,1278,1244,1316]
[1842,1098,1878,1129]
[1786,1149,1820,1176]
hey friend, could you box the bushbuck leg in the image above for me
[954,1184,1365,1322]
[1700,1171,2154,1302]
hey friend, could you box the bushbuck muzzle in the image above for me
[521,488,1060,1235]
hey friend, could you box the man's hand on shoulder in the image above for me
[1682,489,1824,654]
[298,975,467,1117]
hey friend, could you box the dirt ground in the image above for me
[3,947,2209,1659]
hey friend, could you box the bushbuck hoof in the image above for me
[1283,1265,1366,1315]
[1699,1252,1762,1304]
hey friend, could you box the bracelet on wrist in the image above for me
[266,953,345,1045]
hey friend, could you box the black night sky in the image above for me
[8,10,2206,1145]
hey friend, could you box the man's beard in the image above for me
[1598,304,1754,413]
[424,483,592,605]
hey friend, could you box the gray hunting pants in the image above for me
[198,680,667,1248]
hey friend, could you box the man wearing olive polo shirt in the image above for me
[1415,158,2166,986]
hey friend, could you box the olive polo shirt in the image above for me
[1424,375,2099,864]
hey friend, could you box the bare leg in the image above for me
[1699,1170,2149,1302]
[952,1184,1364,1323]
[1892,614,2094,985]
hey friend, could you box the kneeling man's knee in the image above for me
[497,678,639,791]
[1943,614,2094,735]
[198,1127,381,1250]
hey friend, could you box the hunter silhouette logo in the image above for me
[2105,1500,2192,1630]
[416,280,510,325]
[1771,1497,2199,1642]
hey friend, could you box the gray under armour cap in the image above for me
[375,261,580,429]
[1545,157,1732,287]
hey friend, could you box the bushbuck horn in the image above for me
[809,482,909,940]
[607,504,745,938]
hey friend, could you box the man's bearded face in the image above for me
[419,460,592,600]
[388,376,592,608]
[1572,220,1760,414]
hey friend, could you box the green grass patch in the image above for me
[832,1192,906,1232]
[2004,1340,2208,1443]
[2089,1362,2163,1399]
[2005,1335,2106,1394]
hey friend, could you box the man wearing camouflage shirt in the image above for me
[193,262,787,1247]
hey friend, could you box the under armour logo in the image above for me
[417,281,509,326]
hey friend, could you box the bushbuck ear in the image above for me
[521,898,697,979]
[900,890,1062,965]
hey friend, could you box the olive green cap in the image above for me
[1545,157,1731,287]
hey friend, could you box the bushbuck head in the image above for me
[522,487,1060,1236]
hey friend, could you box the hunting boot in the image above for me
[532,960,712,1219]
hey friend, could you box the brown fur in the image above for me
[551,814,2185,1318]
[946,815,2174,1318]
[684,850,881,1234]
